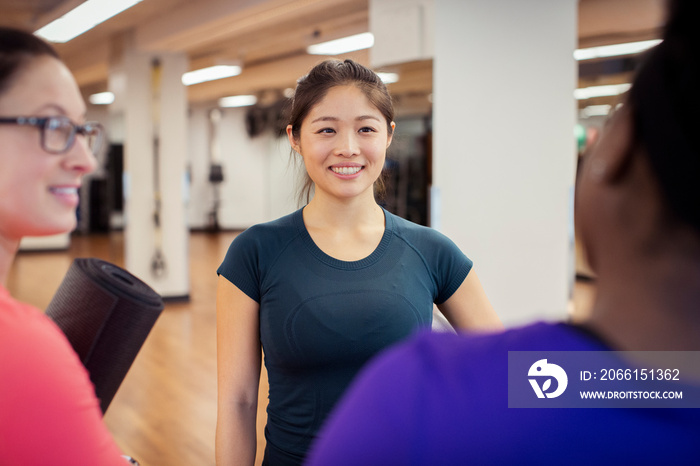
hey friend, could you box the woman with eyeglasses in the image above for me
[0,27,127,464]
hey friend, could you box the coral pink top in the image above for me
[0,286,124,465]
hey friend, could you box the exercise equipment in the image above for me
[207,108,224,231]
[45,258,164,414]
[150,58,166,277]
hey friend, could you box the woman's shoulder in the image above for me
[386,210,446,237]
[232,208,303,246]
[0,290,82,378]
[221,208,304,270]
[384,209,461,251]
[372,322,605,379]
[410,322,608,360]
[0,288,50,338]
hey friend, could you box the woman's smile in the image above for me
[48,184,81,207]
[330,164,364,177]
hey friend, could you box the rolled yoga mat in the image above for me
[45,258,164,414]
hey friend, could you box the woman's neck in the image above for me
[302,192,385,262]
[0,235,20,287]
[587,251,700,351]
[304,190,383,231]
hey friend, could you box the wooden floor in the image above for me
[7,231,596,466]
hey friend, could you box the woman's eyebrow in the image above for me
[311,116,339,123]
[33,103,68,115]
[310,115,381,123]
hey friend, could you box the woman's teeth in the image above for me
[332,166,361,175]
[50,187,78,195]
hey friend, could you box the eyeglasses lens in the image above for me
[43,117,74,153]
[42,117,103,154]
[84,124,104,154]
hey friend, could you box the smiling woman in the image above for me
[215,58,503,466]
[0,45,100,239]
[288,84,393,210]
[286,60,396,207]
[0,27,126,465]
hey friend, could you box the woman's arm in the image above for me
[215,275,262,466]
[437,269,503,332]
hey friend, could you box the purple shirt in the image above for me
[307,322,700,465]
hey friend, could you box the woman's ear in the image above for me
[587,104,634,184]
[286,125,301,154]
[386,121,396,149]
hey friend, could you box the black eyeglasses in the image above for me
[0,115,104,155]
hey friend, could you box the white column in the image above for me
[433,0,578,325]
[120,48,190,298]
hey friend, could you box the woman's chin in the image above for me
[27,219,76,238]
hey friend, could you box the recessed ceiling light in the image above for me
[307,32,374,55]
[182,65,242,86]
[574,83,631,100]
[377,72,399,84]
[218,95,257,108]
[574,39,662,61]
[89,92,115,105]
[579,104,612,118]
[35,0,143,43]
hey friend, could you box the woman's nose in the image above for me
[334,131,359,158]
[63,135,98,174]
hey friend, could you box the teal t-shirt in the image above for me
[217,207,472,464]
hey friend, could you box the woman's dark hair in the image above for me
[0,27,60,96]
[628,0,700,233]
[287,59,395,204]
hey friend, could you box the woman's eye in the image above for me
[317,128,335,134]
[359,127,376,133]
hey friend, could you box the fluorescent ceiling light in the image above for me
[574,83,631,100]
[89,92,115,105]
[35,0,143,43]
[377,72,399,84]
[574,39,662,61]
[219,95,257,108]
[307,32,374,55]
[182,65,242,86]
[579,104,612,118]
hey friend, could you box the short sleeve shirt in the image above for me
[217,207,472,462]
[0,286,124,465]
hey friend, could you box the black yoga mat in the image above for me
[45,258,164,414]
